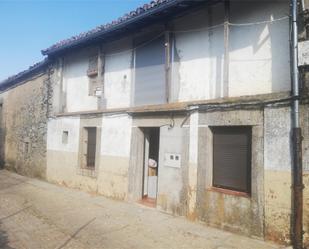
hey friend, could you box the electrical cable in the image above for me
[102,15,289,58]
[51,14,292,121]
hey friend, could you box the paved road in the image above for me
[0,170,285,249]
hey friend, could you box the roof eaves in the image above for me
[41,0,184,56]
[0,58,49,91]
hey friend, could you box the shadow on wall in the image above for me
[171,1,290,100]
[0,221,15,249]
[229,1,290,94]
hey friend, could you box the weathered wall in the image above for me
[98,114,132,199]
[46,114,132,199]
[46,117,92,188]
[156,118,189,216]
[171,3,224,101]
[45,103,309,246]
[187,111,199,219]
[60,39,133,113]
[264,107,292,244]
[44,0,307,245]
[172,1,290,101]
[57,1,290,111]
[263,104,309,245]
[128,115,189,216]
[193,109,264,237]
[1,73,49,179]
[304,172,309,248]
[104,51,132,109]
[63,48,99,112]
[229,1,290,96]
[302,104,309,247]
[174,104,308,245]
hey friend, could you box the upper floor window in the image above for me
[87,54,104,97]
[87,55,98,77]
[134,35,166,106]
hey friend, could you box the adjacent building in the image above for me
[1,0,309,247]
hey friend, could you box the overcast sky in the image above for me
[0,0,149,81]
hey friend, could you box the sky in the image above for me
[0,0,150,81]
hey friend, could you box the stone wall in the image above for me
[0,73,49,179]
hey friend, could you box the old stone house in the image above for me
[1,0,309,247]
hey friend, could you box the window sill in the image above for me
[87,70,98,77]
[83,166,95,170]
[77,167,97,178]
[207,187,250,198]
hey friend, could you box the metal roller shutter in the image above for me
[134,35,166,106]
[212,126,251,193]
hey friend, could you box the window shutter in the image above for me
[134,35,166,106]
[86,127,97,168]
[212,126,251,193]
[87,56,98,77]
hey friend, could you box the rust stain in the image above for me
[187,210,198,221]
[217,192,225,224]
[265,227,290,245]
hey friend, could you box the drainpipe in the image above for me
[291,0,303,248]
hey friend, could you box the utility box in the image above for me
[164,153,181,168]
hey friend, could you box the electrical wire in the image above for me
[52,14,292,121]
[105,31,165,57]
[228,16,289,27]
[172,23,224,33]
[102,15,289,58]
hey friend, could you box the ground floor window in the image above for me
[84,127,97,169]
[211,126,251,194]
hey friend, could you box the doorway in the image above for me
[142,127,160,206]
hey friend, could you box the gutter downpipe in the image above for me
[291,0,303,248]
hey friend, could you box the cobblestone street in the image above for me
[0,170,286,249]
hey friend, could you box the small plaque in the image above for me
[95,89,102,97]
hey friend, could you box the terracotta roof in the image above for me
[42,0,192,55]
[0,59,49,91]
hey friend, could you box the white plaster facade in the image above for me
[56,1,290,114]
[104,51,132,109]
[63,50,98,112]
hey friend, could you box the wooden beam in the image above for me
[223,0,230,97]
[165,24,171,103]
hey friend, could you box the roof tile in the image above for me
[42,0,175,55]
